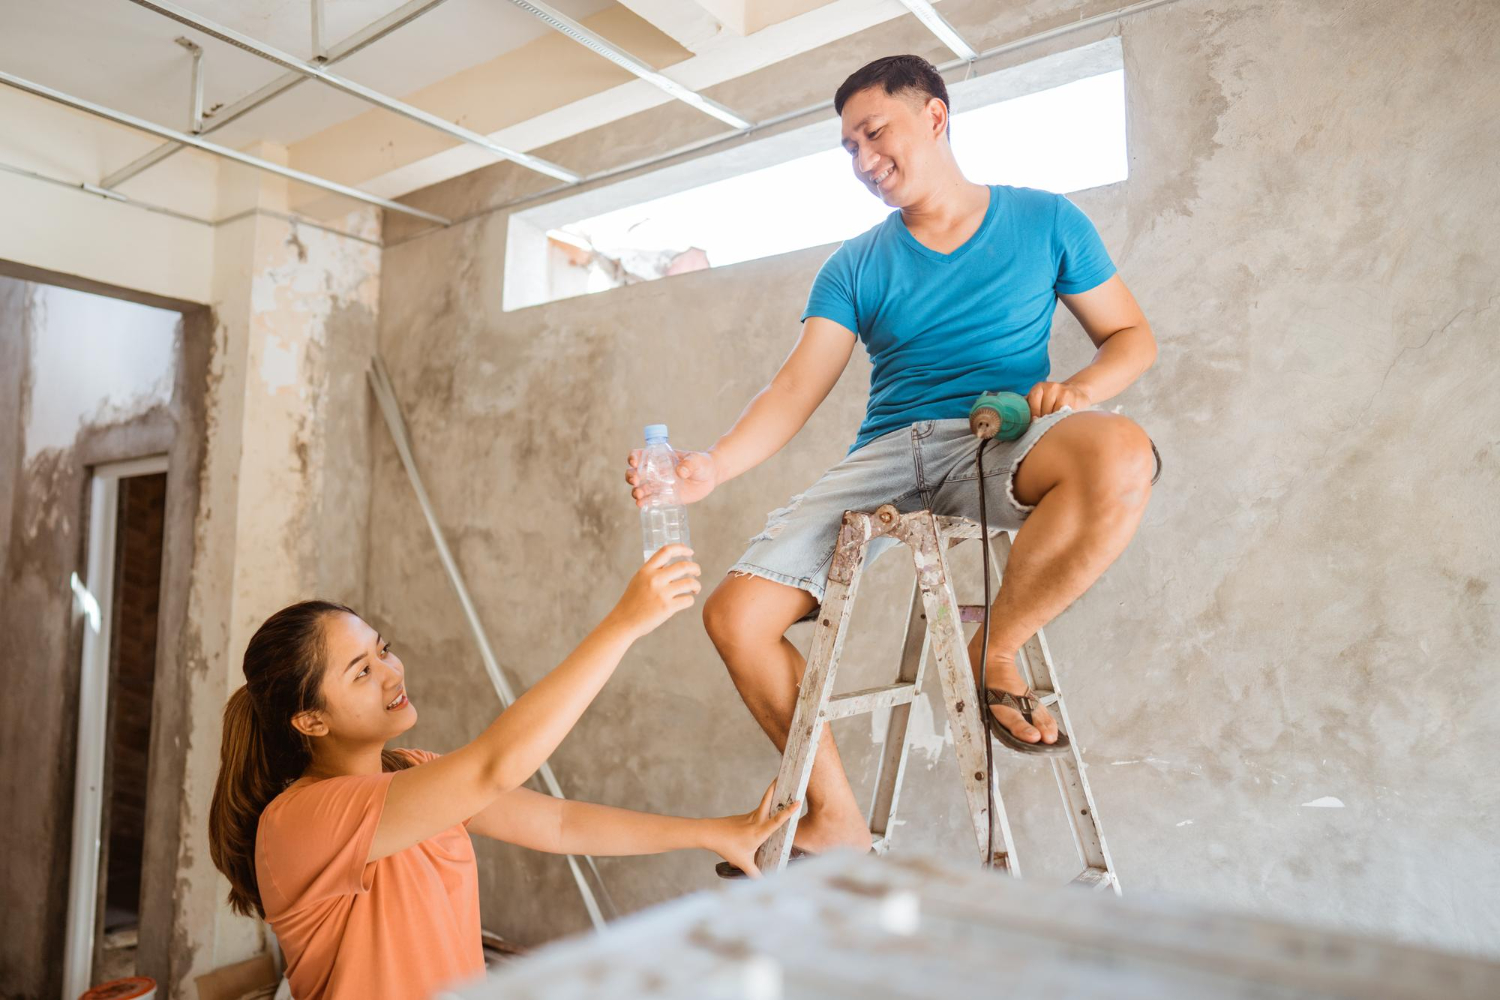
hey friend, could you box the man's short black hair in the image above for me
[834,55,951,134]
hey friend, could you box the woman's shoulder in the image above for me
[259,751,441,830]
[392,747,441,766]
[259,769,387,832]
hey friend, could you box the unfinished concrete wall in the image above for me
[369,0,1498,960]
[1,167,381,997]
[0,276,188,1000]
[167,170,383,992]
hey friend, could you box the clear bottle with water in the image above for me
[638,423,692,563]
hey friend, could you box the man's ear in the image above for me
[926,96,949,139]
[291,709,328,738]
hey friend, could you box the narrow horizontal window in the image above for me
[505,39,1126,311]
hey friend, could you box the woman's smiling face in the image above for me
[313,612,416,743]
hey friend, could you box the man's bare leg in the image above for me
[703,574,873,852]
[967,412,1156,744]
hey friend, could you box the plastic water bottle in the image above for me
[638,424,692,563]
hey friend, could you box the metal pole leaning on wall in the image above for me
[367,356,616,930]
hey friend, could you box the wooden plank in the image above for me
[754,512,876,873]
[892,510,994,865]
[866,577,929,849]
[823,681,920,720]
[1071,866,1114,890]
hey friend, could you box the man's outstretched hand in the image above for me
[626,449,718,508]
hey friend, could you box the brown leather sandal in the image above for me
[985,688,1071,756]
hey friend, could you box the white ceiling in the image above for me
[0,0,614,150]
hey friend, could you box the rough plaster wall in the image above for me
[0,278,24,589]
[0,216,380,1000]
[369,0,1499,959]
[169,202,383,994]
[229,209,381,654]
[0,277,183,999]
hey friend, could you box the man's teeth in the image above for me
[874,167,894,184]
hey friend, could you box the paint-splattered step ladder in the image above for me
[754,504,1121,894]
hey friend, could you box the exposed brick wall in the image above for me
[103,472,166,923]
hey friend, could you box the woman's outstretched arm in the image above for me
[370,545,701,862]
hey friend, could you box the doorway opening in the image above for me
[63,456,169,997]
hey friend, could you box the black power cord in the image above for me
[975,437,997,870]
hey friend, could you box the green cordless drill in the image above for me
[968,390,1032,441]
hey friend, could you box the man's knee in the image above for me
[703,575,811,660]
[1080,413,1155,505]
[702,579,762,655]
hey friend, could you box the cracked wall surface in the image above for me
[0,277,191,1000]
[167,192,382,994]
[369,0,1499,959]
[1,166,381,994]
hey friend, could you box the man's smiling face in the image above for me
[840,85,948,208]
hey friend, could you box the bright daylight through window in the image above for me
[505,46,1127,311]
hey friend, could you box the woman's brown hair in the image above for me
[208,600,415,917]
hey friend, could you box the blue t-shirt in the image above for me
[802,185,1116,452]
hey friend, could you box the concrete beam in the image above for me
[608,0,729,54]
[286,5,688,206]
[286,0,919,215]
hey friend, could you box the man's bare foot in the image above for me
[972,647,1060,746]
[790,808,873,855]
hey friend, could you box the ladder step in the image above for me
[824,682,921,721]
[959,604,985,623]
[1071,867,1114,890]
[936,516,1006,540]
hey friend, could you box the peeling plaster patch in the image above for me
[1177,820,1194,827]
[249,216,382,335]
[1301,796,1346,808]
[904,688,952,762]
[259,337,299,394]
[286,225,308,263]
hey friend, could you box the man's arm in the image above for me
[709,317,857,483]
[1028,274,1157,416]
[627,317,856,504]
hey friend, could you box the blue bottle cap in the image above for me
[644,423,669,442]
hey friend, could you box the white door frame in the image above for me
[62,454,170,1000]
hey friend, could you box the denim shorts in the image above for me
[729,409,1082,604]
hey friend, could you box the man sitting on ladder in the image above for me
[625,54,1158,865]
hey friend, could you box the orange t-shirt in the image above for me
[256,749,485,1000]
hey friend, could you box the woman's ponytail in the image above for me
[208,600,359,917]
[208,685,279,917]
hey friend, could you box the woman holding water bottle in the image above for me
[208,525,795,1000]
